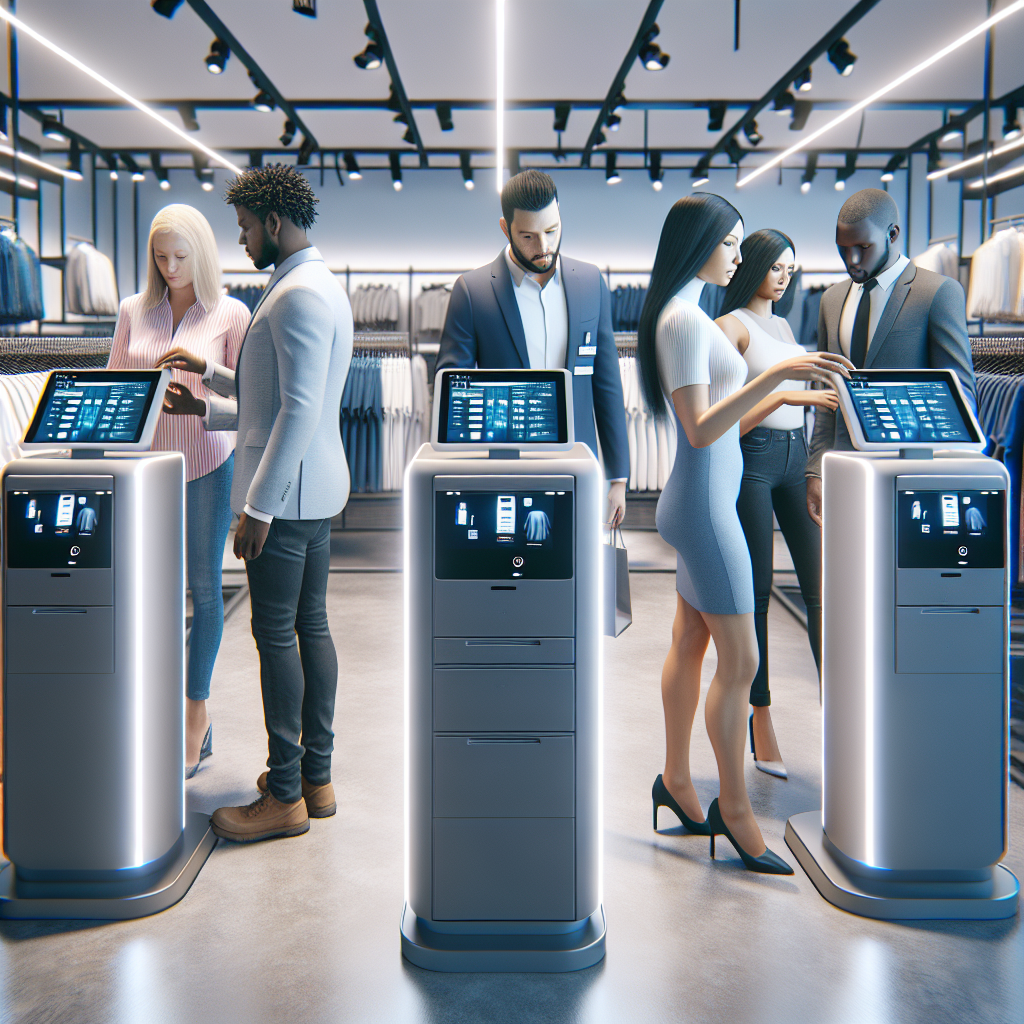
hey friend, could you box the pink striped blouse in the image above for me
[108,291,250,481]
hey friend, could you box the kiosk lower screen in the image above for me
[435,490,573,579]
[6,489,113,568]
[897,489,1004,569]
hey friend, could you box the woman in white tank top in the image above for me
[716,230,840,779]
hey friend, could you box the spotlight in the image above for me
[927,140,941,174]
[606,113,622,132]
[293,0,316,15]
[69,139,82,175]
[402,128,415,145]
[827,38,857,77]
[151,0,184,16]
[605,152,621,184]
[835,152,856,191]
[724,136,744,164]
[205,38,229,75]
[393,112,408,126]
[649,151,663,191]
[691,164,710,188]
[790,100,813,132]
[1003,105,1021,141]
[553,103,570,133]
[743,121,763,146]
[794,67,812,92]
[279,119,296,147]
[940,125,962,144]
[106,154,119,181]
[42,118,66,141]
[460,152,474,190]
[611,93,626,115]
[390,152,403,191]
[177,103,200,132]
[773,91,795,115]
[193,152,213,189]
[354,24,383,70]
[800,152,817,193]
[200,171,214,191]
[386,89,402,113]
[436,103,454,132]
[248,151,263,169]
[297,136,316,166]
[122,153,145,181]
[707,103,726,132]
[343,152,362,180]
[253,90,275,113]
[800,180,812,194]
[880,154,902,182]
[638,23,670,71]
[151,152,170,190]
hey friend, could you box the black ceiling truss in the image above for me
[362,0,427,168]
[178,0,319,155]
[700,0,883,170]
[581,0,663,168]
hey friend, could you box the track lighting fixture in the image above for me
[390,152,403,191]
[193,152,213,190]
[638,23,670,71]
[707,103,726,132]
[835,152,856,191]
[649,151,663,191]
[393,112,408,126]
[297,136,315,166]
[724,136,744,164]
[402,128,415,145]
[940,124,962,144]
[354,24,383,70]
[606,113,622,132]
[880,154,902,182]
[773,91,795,115]
[205,38,229,75]
[800,153,817,193]
[176,103,200,133]
[151,151,170,190]
[386,89,402,114]
[691,164,710,188]
[927,140,941,174]
[279,120,296,147]
[827,38,857,77]
[106,154,119,181]
[69,139,82,175]
[42,118,67,141]
[122,154,145,181]
[293,0,316,15]
[611,93,626,115]
[248,151,263,169]
[343,152,362,180]
[1003,105,1021,141]
[253,90,275,114]
[605,152,621,185]
[794,67,812,92]
[743,121,763,146]
[436,103,454,132]
[150,0,184,17]
[790,100,813,132]
[460,152,474,190]
[553,104,570,133]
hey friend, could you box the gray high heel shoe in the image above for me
[749,712,787,779]
[185,723,212,780]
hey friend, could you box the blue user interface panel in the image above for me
[438,371,568,444]
[897,489,1004,569]
[846,373,975,445]
[24,371,163,445]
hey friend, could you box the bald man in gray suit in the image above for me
[805,189,976,525]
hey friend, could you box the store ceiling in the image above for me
[3,0,1024,175]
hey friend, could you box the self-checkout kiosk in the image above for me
[786,368,1019,920]
[401,368,606,971]
[0,369,216,920]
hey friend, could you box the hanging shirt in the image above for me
[503,247,569,370]
[838,253,911,358]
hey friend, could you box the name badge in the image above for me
[578,345,597,356]
[574,365,594,376]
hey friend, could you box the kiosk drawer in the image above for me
[434,668,574,732]
[433,817,575,921]
[5,568,113,607]
[5,606,114,674]
[433,637,574,665]
[895,606,1003,674]
[434,580,574,637]
[434,736,574,817]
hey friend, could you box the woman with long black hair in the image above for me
[638,195,850,874]
[716,229,837,780]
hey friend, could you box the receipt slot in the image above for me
[0,370,216,920]
[786,369,1019,919]
[400,369,606,971]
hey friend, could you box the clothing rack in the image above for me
[989,214,1024,228]
[615,332,637,353]
[353,331,411,355]
[927,233,959,245]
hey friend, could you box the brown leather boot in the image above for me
[211,791,309,843]
[257,771,337,818]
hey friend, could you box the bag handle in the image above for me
[603,523,625,549]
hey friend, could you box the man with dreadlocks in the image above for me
[162,164,353,843]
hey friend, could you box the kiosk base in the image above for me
[786,811,1019,921]
[0,811,216,920]
[400,903,606,972]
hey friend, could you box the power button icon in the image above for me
[70,545,81,557]
[958,546,968,557]
[512,556,524,568]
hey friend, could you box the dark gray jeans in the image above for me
[245,517,337,804]
[736,427,822,707]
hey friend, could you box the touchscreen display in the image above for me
[25,371,162,445]
[439,372,567,444]
[435,489,573,579]
[6,489,114,568]
[845,374,975,444]
[897,489,1004,569]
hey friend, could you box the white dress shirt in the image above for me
[504,246,569,370]
[838,253,911,358]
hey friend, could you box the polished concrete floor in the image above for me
[1,570,1021,1024]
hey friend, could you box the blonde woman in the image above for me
[107,204,250,777]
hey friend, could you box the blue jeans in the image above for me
[186,453,234,702]
[244,517,338,804]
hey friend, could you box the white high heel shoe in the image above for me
[749,712,788,779]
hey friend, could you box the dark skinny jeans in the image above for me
[736,427,822,707]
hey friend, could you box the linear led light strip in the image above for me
[967,162,1024,190]
[0,167,36,190]
[495,0,505,193]
[0,6,243,176]
[737,0,1024,189]
[928,133,1024,182]
[0,141,81,181]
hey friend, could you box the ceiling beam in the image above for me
[699,0,882,169]
[362,0,427,168]
[581,0,663,168]
[181,0,319,154]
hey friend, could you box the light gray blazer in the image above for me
[806,261,976,478]
[205,246,353,519]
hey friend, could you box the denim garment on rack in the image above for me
[0,228,43,324]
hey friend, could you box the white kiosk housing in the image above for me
[401,369,606,971]
[0,369,216,920]
[786,369,1019,919]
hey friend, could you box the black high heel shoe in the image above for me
[185,723,212,780]
[652,774,711,836]
[707,798,793,875]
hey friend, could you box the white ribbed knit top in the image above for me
[728,307,805,430]
[656,279,748,409]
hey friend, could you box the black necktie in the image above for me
[849,278,878,368]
